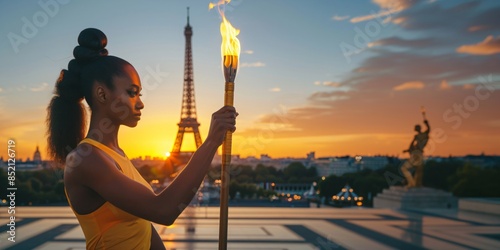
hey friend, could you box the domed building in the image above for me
[1,145,45,171]
[33,145,42,164]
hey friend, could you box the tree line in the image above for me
[1,158,499,205]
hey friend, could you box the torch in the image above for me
[217,8,241,250]
[420,106,427,121]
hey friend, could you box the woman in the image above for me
[46,28,237,249]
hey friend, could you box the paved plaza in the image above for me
[1,205,500,249]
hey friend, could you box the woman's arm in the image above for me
[69,106,237,225]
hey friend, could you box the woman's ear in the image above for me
[95,85,107,103]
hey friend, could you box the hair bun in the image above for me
[78,28,107,50]
[73,28,108,61]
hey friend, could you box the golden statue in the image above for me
[401,117,430,188]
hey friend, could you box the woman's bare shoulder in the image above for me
[64,143,112,177]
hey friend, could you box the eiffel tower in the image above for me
[170,7,202,158]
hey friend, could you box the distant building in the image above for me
[33,145,42,164]
[359,156,389,170]
[426,154,500,168]
[312,156,391,177]
[260,182,311,196]
[463,154,500,168]
[130,156,166,169]
[213,153,312,170]
[0,145,46,171]
[260,154,272,163]
[313,157,356,177]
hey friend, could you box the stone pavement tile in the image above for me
[34,242,86,250]
[2,206,500,250]
[416,208,500,225]
[0,219,77,249]
[303,220,394,250]
[349,219,470,250]
[428,225,500,249]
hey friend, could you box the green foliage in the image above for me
[423,159,463,190]
[229,180,238,200]
[0,169,7,196]
[239,183,257,199]
[449,163,500,197]
[284,162,307,179]
[28,177,43,191]
[317,159,500,205]
[228,180,276,200]
[318,175,346,199]
[138,164,167,183]
[207,162,316,186]
[209,162,319,200]
[0,168,66,205]
[8,158,495,206]
[256,187,277,198]
[255,164,269,177]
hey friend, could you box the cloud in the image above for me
[269,87,281,92]
[240,62,265,68]
[239,0,500,156]
[350,9,395,23]
[350,0,418,23]
[314,81,341,87]
[469,6,500,32]
[394,1,482,31]
[440,80,452,90]
[468,25,488,32]
[341,50,500,91]
[457,35,500,55]
[308,91,350,103]
[243,50,500,153]
[240,77,500,156]
[332,15,350,21]
[0,87,3,92]
[393,81,425,91]
[463,84,475,89]
[368,36,440,48]
[323,81,341,87]
[30,82,49,92]
[242,50,254,54]
[373,0,415,10]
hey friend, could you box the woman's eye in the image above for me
[127,90,140,97]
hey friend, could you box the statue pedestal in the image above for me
[373,186,457,209]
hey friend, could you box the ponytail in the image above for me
[46,70,86,163]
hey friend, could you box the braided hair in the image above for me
[46,28,133,163]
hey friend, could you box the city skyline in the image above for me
[1,0,500,160]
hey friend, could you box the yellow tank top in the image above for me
[65,138,153,249]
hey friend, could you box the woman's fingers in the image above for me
[214,105,236,114]
[207,106,238,144]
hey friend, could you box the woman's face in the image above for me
[105,65,144,127]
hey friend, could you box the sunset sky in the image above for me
[1,0,500,161]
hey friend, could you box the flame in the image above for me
[209,0,240,69]
[221,16,240,68]
[209,0,231,10]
